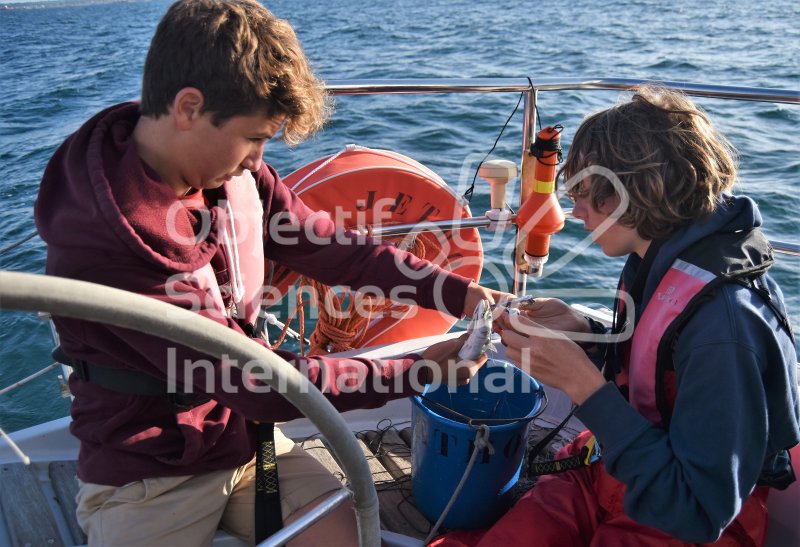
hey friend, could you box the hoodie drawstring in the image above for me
[222,201,245,313]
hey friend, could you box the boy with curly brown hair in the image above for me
[35,1,504,544]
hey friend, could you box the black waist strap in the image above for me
[54,345,285,535]
[52,346,209,409]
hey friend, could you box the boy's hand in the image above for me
[503,297,593,334]
[420,334,487,387]
[462,281,514,318]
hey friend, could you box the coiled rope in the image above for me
[270,230,442,356]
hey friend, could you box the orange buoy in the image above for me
[515,126,565,275]
[273,146,483,350]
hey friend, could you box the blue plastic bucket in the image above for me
[411,359,546,529]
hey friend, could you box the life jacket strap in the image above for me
[528,435,602,476]
[254,421,283,541]
[52,345,209,410]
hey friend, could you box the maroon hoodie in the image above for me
[34,103,470,485]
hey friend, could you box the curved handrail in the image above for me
[326,77,799,104]
[0,271,381,547]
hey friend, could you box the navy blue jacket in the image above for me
[576,195,799,542]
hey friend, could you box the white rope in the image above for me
[289,144,360,191]
[0,426,30,465]
[222,201,245,306]
[0,362,59,397]
[424,424,493,543]
[262,312,309,344]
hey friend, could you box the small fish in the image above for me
[458,299,494,361]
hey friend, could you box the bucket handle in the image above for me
[424,424,493,544]
[418,389,548,428]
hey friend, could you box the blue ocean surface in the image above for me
[0,0,798,432]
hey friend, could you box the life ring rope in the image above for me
[270,232,436,355]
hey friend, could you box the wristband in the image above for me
[585,316,608,335]
[579,316,608,352]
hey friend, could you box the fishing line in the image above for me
[463,77,547,271]
[527,75,543,133]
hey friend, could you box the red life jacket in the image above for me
[179,171,266,329]
[613,229,788,428]
[60,172,269,404]
[618,257,716,425]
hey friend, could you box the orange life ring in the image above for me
[273,145,483,349]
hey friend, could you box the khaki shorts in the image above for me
[75,427,343,546]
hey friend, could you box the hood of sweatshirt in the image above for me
[35,102,221,272]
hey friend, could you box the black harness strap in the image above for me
[525,406,577,475]
[527,416,602,476]
[255,422,283,542]
[528,444,600,475]
[53,346,285,537]
[53,346,209,409]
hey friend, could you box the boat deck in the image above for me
[0,423,570,546]
[9,367,796,546]
[294,423,568,541]
[297,426,431,539]
[0,460,85,546]
[2,404,798,547]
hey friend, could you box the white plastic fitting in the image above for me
[479,159,517,231]
[478,159,518,210]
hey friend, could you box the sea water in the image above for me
[1,0,798,432]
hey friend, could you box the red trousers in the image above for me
[430,431,769,547]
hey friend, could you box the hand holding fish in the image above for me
[417,298,495,387]
[462,281,514,319]
[421,334,486,387]
[505,297,596,335]
[458,298,494,361]
[495,312,605,405]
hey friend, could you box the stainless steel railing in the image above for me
[327,77,799,104]
[325,77,799,292]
